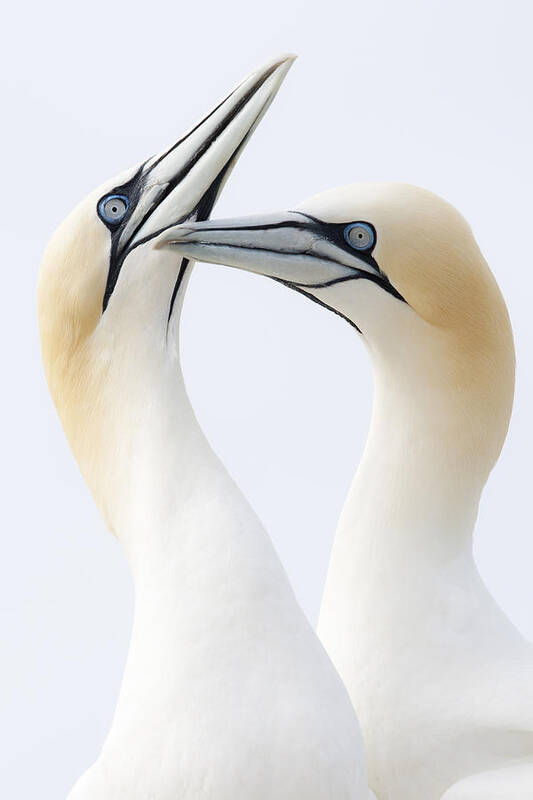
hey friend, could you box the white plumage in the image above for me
[38,59,366,800]
[165,181,533,799]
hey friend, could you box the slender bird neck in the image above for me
[97,274,284,598]
[350,379,481,562]
[49,263,288,627]
[41,261,314,784]
[340,317,514,562]
[86,284,311,778]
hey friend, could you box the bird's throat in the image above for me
[68,291,310,790]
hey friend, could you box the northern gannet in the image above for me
[161,182,533,799]
[38,61,367,800]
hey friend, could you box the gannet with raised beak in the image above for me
[38,60,367,800]
[162,182,533,799]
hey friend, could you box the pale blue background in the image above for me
[1,0,532,796]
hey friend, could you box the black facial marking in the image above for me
[193,212,405,303]
[290,213,404,301]
[99,165,146,311]
[98,60,282,314]
[270,215,405,337]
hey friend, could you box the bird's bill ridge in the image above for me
[157,210,383,289]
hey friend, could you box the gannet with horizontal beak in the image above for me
[38,62,367,800]
[162,182,533,799]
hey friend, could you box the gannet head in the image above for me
[38,55,294,517]
[161,182,515,476]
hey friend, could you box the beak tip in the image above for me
[281,52,298,64]
[260,52,297,81]
[275,53,297,74]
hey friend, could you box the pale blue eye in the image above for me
[98,194,129,224]
[344,222,375,251]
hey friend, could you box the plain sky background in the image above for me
[2,0,532,796]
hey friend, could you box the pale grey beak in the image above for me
[157,211,384,289]
[103,55,295,310]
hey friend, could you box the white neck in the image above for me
[319,364,483,633]
[94,266,294,725]
[315,279,513,575]
[354,369,482,557]
[315,271,517,800]
[67,264,365,799]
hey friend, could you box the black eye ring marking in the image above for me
[283,212,405,312]
[95,164,146,311]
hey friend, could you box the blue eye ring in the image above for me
[98,193,129,224]
[344,222,375,251]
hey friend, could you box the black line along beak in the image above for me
[102,54,296,311]
[157,210,394,292]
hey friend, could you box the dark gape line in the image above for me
[165,98,267,332]
[102,163,146,311]
[166,258,191,332]
[183,213,405,304]
[165,145,241,331]
[273,278,364,335]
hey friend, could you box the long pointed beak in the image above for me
[157,211,385,289]
[102,54,295,310]
[138,57,294,236]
